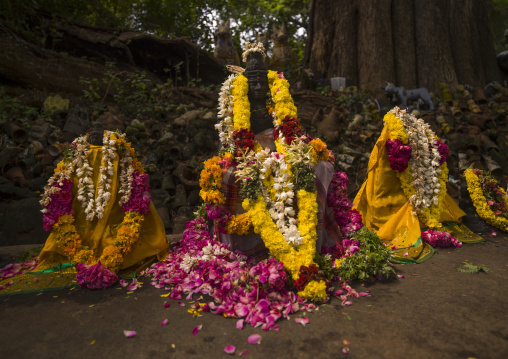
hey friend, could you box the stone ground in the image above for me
[0,232,507,359]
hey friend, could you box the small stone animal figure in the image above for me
[214,20,240,66]
[384,82,434,110]
[255,31,269,52]
[270,23,296,72]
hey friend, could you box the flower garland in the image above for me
[464,168,508,232]
[327,171,363,237]
[40,131,151,286]
[383,107,449,229]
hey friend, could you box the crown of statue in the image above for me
[242,42,267,63]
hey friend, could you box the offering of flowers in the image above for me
[40,130,151,288]
[464,168,508,232]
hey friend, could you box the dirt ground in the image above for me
[0,232,507,359]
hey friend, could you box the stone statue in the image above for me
[244,51,273,134]
[88,121,104,146]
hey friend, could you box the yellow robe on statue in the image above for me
[353,127,482,263]
[36,142,168,272]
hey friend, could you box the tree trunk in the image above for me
[304,0,502,96]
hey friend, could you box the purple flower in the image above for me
[385,139,412,172]
[76,261,118,289]
[436,141,449,165]
[42,179,74,231]
[122,171,151,214]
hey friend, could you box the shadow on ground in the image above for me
[1,233,507,359]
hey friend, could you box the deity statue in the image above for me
[201,43,351,298]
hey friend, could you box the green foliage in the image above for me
[0,0,310,61]
[313,253,335,281]
[239,171,261,202]
[339,227,395,281]
[292,162,316,193]
[457,262,490,274]
[0,87,41,124]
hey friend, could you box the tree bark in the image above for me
[304,0,502,96]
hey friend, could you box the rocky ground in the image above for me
[0,229,507,359]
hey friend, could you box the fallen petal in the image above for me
[295,317,310,326]
[343,339,350,345]
[236,319,244,330]
[192,325,202,335]
[272,325,280,331]
[397,274,405,279]
[490,230,497,236]
[126,278,140,291]
[239,349,249,356]
[164,301,170,308]
[160,319,168,326]
[119,279,128,287]
[342,347,349,354]
[358,292,368,297]
[123,330,137,338]
[224,345,236,354]
[344,301,353,306]
[247,334,262,344]
[178,301,185,306]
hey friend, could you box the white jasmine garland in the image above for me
[41,130,139,221]
[392,108,442,215]
[216,73,238,149]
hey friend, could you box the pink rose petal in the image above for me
[397,274,405,279]
[343,301,353,306]
[119,279,128,287]
[272,325,280,331]
[295,317,310,326]
[342,347,349,354]
[123,330,137,338]
[358,292,368,297]
[403,252,409,257]
[343,339,350,345]
[178,301,185,306]
[224,345,236,354]
[239,349,249,356]
[126,278,140,291]
[160,319,168,326]
[163,301,170,308]
[236,319,244,330]
[490,230,497,236]
[192,324,202,335]
[247,334,262,344]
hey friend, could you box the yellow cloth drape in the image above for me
[36,143,168,271]
[353,127,482,263]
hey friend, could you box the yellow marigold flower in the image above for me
[297,280,328,300]
[309,138,329,164]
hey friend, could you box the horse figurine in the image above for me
[383,82,434,110]
[270,23,296,72]
[214,20,241,66]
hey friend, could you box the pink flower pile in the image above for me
[122,171,151,214]
[0,257,39,290]
[142,217,356,331]
[421,229,461,248]
[76,261,118,289]
[385,139,412,172]
[322,238,360,261]
[327,171,363,237]
[42,179,74,231]
[206,205,231,235]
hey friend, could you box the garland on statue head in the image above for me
[40,131,151,288]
